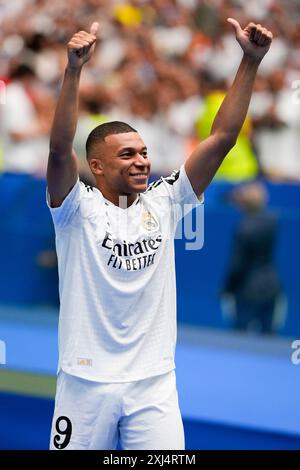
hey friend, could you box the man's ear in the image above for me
[89,157,104,176]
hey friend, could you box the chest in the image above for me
[78,199,172,275]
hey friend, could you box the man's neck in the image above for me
[99,187,138,208]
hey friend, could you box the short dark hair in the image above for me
[86,121,137,160]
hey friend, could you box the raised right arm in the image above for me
[47,22,99,208]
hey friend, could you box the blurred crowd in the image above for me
[1,0,300,182]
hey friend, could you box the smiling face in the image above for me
[89,132,151,205]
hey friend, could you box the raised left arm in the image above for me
[185,19,273,197]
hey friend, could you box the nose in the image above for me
[135,152,148,166]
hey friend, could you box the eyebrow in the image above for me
[117,146,147,155]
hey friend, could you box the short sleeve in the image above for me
[144,163,204,226]
[171,162,203,202]
[46,178,83,229]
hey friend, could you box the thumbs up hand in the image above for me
[67,22,99,70]
[227,18,273,62]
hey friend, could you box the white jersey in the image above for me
[46,164,203,382]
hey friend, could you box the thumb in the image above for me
[227,18,243,36]
[90,21,99,36]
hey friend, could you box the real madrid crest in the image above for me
[142,211,159,232]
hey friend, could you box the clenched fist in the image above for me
[227,18,273,62]
[67,22,99,70]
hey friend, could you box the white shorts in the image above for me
[50,369,185,450]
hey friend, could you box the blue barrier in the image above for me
[0,173,299,336]
[0,173,58,305]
